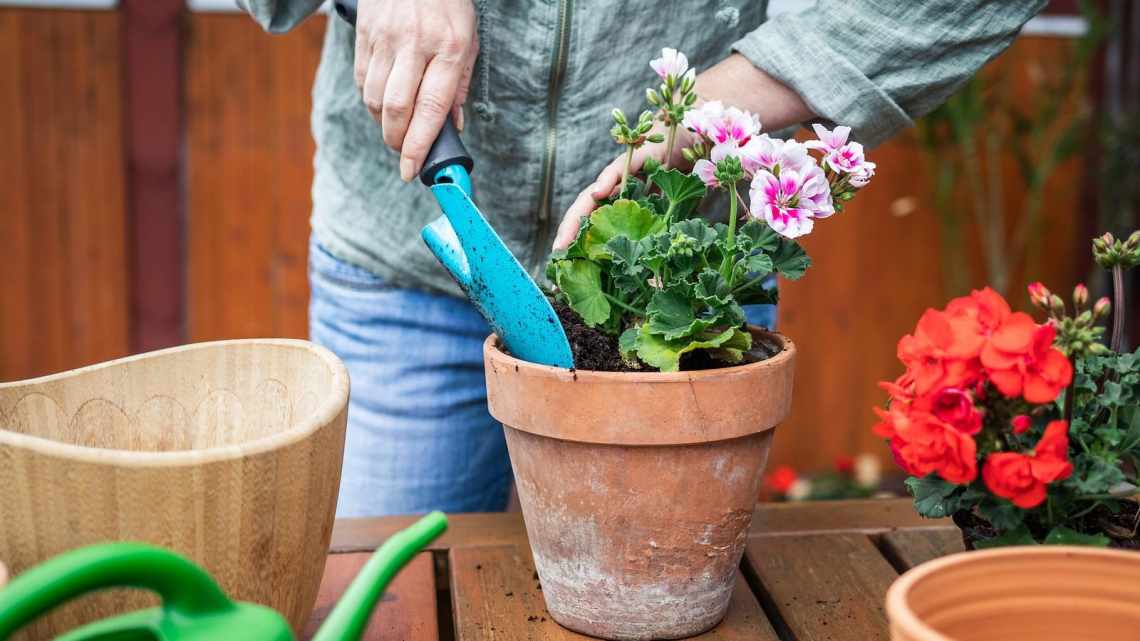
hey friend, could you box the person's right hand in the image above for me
[353,0,478,182]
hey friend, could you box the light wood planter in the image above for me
[0,339,349,640]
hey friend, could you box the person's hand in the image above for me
[353,0,478,182]
[552,124,692,250]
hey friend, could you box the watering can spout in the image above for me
[311,511,448,641]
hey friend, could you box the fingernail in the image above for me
[456,109,465,132]
[400,158,415,182]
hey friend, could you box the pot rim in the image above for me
[0,339,349,468]
[484,326,795,380]
[885,545,1140,641]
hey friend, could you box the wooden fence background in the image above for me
[0,4,1111,474]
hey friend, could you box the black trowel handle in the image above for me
[332,0,474,186]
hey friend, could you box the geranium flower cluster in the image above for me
[683,104,874,239]
[873,288,1074,508]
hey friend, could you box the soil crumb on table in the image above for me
[550,298,780,373]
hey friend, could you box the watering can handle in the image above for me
[0,544,234,640]
[332,0,474,187]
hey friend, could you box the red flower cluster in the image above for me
[875,288,1075,507]
[982,421,1073,508]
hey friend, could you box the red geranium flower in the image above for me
[897,309,984,395]
[765,466,797,494]
[874,406,977,484]
[980,318,1073,403]
[927,387,983,435]
[982,420,1072,508]
[946,287,1011,335]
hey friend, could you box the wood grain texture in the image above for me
[449,545,778,641]
[0,9,129,381]
[184,14,326,342]
[877,528,965,571]
[330,498,946,553]
[0,340,348,640]
[745,533,899,641]
[303,552,438,641]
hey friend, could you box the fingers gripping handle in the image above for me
[332,0,474,185]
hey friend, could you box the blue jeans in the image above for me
[309,240,776,517]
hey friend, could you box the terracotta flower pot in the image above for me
[484,327,795,640]
[887,546,1140,641]
[0,340,348,640]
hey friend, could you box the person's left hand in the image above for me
[552,123,692,250]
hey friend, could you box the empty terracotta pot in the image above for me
[887,546,1140,641]
[484,327,795,640]
[0,340,348,640]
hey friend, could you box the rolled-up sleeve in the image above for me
[733,1,1046,147]
[237,0,326,34]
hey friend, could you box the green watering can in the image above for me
[0,512,447,641]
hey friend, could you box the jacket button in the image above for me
[473,101,495,122]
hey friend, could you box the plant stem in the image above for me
[663,124,678,170]
[1111,264,1125,353]
[619,146,634,198]
[664,200,677,226]
[720,182,739,285]
[603,292,645,317]
[732,272,769,294]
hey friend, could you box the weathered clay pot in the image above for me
[484,327,795,640]
[887,546,1140,641]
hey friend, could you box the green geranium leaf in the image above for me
[977,498,1026,531]
[906,475,963,518]
[635,325,750,372]
[670,219,718,250]
[974,524,1039,549]
[646,287,720,340]
[738,253,774,276]
[584,199,666,261]
[1043,526,1111,547]
[553,259,610,327]
[737,220,780,253]
[771,238,811,280]
[650,168,707,210]
[618,326,639,358]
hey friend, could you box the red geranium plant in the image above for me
[876,231,1140,548]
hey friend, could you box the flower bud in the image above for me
[681,147,696,163]
[1089,342,1110,355]
[1076,310,1092,326]
[684,92,698,106]
[646,88,660,106]
[1072,283,1089,310]
[611,108,627,126]
[680,68,696,94]
[1093,296,1111,320]
[1126,230,1140,252]
[1011,414,1032,435]
[647,133,665,144]
[1027,281,1051,309]
[1048,294,1066,318]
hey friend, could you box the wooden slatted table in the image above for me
[304,499,963,641]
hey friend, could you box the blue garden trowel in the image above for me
[335,0,574,369]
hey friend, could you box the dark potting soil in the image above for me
[549,298,780,373]
[954,500,1140,550]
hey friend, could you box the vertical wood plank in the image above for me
[123,0,186,352]
[744,533,899,641]
[184,14,325,343]
[449,545,779,641]
[303,552,439,641]
[0,9,129,381]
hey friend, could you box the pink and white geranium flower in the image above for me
[740,135,812,175]
[650,48,689,81]
[806,123,851,151]
[682,101,760,147]
[849,163,876,189]
[692,141,745,188]
[749,164,834,239]
[808,123,873,175]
